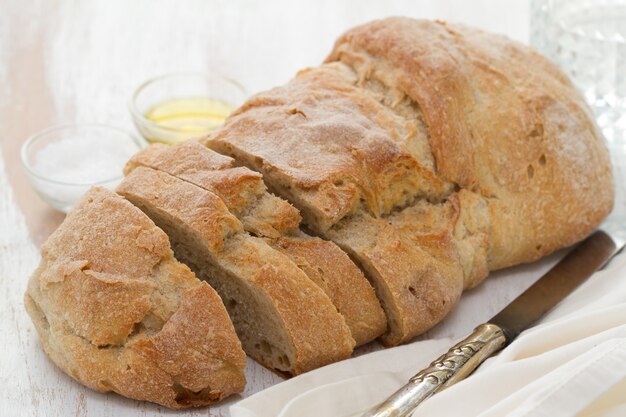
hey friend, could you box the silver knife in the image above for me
[363,220,626,417]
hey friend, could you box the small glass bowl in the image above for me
[130,72,247,144]
[21,124,146,213]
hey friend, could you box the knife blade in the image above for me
[362,224,625,417]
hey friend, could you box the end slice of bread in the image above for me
[24,187,246,409]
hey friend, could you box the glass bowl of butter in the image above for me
[130,72,247,144]
[21,124,146,213]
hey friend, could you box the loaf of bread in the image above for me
[25,17,614,409]
[206,18,614,345]
[125,141,387,346]
[117,166,357,374]
[24,188,246,409]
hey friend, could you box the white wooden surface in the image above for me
[0,1,569,416]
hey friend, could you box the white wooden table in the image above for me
[1,1,581,416]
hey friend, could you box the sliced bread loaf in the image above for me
[125,141,386,346]
[206,19,612,345]
[24,187,246,409]
[117,166,356,374]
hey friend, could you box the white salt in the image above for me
[29,133,141,212]
[33,134,137,183]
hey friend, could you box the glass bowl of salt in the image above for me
[21,124,146,213]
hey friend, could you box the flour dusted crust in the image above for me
[207,18,613,345]
[24,187,246,409]
[126,142,386,346]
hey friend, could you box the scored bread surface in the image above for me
[24,187,246,409]
[117,166,356,375]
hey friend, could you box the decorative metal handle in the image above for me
[362,323,509,417]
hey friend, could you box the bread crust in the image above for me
[24,188,246,409]
[327,18,614,267]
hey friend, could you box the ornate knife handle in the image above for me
[362,323,509,417]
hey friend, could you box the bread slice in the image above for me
[24,187,246,409]
[117,166,355,374]
[270,233,386,345]
[125,141,386,346]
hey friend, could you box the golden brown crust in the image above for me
[327,17,613,268]
[24,187,246,409]
[117,167,355,374]
[128,142,386,346]
[127,283,247,406]
[206,18,613,345]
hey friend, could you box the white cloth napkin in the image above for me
[231,249,626,417]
